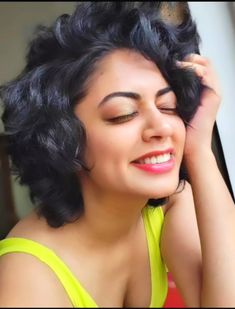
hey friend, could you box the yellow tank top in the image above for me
[0,206,168,307]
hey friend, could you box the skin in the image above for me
[74,49,186,244]
[0,50,235,307]
[162,54,235,307]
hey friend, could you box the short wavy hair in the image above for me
[0,2,203,227]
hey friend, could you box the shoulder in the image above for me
[161,181,199,255]
[0,211,72,307]
[161,181,200,253]
[7,209,52,239]
[0,248,71,307]
[161,180,194,215]
[6,209,69,251]
[160,181,202,307]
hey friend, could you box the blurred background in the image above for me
[0,2,76,238]
[0,2,235,241]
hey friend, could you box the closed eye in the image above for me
[158,107,178,115]
[107,112,138,124]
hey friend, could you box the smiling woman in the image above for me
[0,2,235,308]
[75,49,186,201]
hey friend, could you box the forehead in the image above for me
[86,49,168,96]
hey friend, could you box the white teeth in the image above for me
[145,157,151,164]
[142,153,171,164]
[151,157,157,164]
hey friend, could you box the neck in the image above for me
[76,188,148,246]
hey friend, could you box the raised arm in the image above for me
[182,54,235,306]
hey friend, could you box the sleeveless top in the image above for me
[0,206,168,307]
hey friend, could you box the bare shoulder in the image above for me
[160,181,202,307]
[0,250,72,307]
[161,180,194,215]
[7,209,52,240]
[0,212,72,307]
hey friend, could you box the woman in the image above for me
[0,2,235,307]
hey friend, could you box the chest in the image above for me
[64,223,152,307]
[51,209,167,307]
[123,235,152,307]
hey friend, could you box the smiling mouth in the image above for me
[131,150,175,174]
[133,153,173,164]
[132,148,174,164]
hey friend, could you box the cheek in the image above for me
[84,127,135,165]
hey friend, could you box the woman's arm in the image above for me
[184,54,235,307]
[186,141,235,307]
[162,54,235,307]
[161,182,202,307]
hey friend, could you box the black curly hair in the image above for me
[0,2,203,227]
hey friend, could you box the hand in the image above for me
[177,54,222,158]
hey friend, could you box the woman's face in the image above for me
[75,49,186,200]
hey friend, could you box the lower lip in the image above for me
[131,158,175,174]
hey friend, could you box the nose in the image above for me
[142,108,173,142]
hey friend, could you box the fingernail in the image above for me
[175,60,182,66]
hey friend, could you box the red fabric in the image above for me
[163,273,185,308]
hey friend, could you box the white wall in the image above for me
[189,2,235,196]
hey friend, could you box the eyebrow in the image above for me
[98,86,172,107]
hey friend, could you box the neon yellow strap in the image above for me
[142,206,168,307]
[0,237,98,308]
[0,206,167,308]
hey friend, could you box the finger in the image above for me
[176,61,207,79]
[176,60,220,96]
[183,54,210,66]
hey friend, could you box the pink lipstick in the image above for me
[131,148,175,174]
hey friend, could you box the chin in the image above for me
[143,179,180,200]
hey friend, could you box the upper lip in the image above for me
[132,148,174,162]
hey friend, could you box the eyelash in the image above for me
[158,107,178,115]
[107,106,178,124]
[108,112,138,124]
